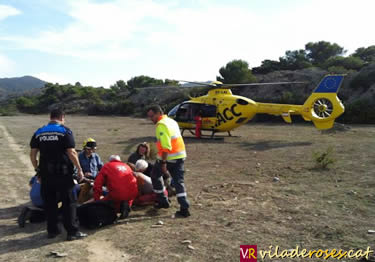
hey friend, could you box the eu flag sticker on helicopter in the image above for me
[314,75,344,93]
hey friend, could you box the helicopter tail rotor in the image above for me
[301,75,345,129]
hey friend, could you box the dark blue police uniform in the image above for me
[30,121,79,236]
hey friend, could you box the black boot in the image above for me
[154,199,170,209]
[119,201,131,219]
[175,208,190,218]
[18,207,31,228]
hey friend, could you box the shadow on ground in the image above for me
[0,206,22,220]
[0,228,56,255]
[116,136,155,154]
[238,140,313,151]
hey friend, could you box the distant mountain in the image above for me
[0,76,46,100]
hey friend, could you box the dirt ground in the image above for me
[0,115,374,262]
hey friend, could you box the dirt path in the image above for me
[0,123,34,172]
[0,122,32,207]
[87,238,132,261]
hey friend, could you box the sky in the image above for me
[0,0,374,88]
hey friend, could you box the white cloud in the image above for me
[34,71,116,88]
[0,4,21,21]
[2,0,375,83]
[2,0,168,60]
[0,53,16,75]
[33,72,71,84]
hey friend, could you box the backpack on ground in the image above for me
[77,200,117,229]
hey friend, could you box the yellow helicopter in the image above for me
[167,75,345,137]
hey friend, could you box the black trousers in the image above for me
[41,182,78,235]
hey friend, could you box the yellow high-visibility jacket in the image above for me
[156,115,186,160]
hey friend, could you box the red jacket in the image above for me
[93,160,138,201]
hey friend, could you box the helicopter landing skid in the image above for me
[180,129,238,139]
[210,131,239,138]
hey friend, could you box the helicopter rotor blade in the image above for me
[177,80,217,87]
[137,80,307,90]
[222,81,307,87]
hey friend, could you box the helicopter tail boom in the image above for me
[255,75,345,130]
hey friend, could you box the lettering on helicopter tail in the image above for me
[215,104,243,127]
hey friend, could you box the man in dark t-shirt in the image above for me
[30,108,87,241]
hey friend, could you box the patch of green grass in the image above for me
[313,146,336,169]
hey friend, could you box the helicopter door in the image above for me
[175,103,217,124]
[175,103,198,122]
[175,103,217,128]
[198,104,217,129]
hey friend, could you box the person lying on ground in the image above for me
[132,159,172,206]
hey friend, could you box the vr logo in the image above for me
[240,245,257,262]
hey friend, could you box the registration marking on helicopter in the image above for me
[215,90,230,94]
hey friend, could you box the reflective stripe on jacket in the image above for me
[156,115,186,160]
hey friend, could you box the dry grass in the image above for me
[0,115,374,261]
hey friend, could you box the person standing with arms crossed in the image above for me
[146,105,190,217]
[30,108,88,241]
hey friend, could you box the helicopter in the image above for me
[167,75,345,138]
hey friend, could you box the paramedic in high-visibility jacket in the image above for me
[147,105,191,218]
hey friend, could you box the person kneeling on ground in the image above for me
[18,172,81,228]
[93,155,138,219]
[78,138,103,204]
[18,173,45,227]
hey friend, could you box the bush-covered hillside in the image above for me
[1,41,375,123]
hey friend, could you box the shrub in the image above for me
[327,66,349,74]
[313,147,336,169]
[350,69,375,90]
[340,98,375,124]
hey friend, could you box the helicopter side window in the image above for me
[168,104,180,117]
[175,103,217,122]
[175,104,190,121]
[200,105,216,117]
[190,104,201,121]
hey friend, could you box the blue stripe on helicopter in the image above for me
[314,75,344,93]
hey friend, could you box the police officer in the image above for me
[146,105,190,218]
[30,108,87,240]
